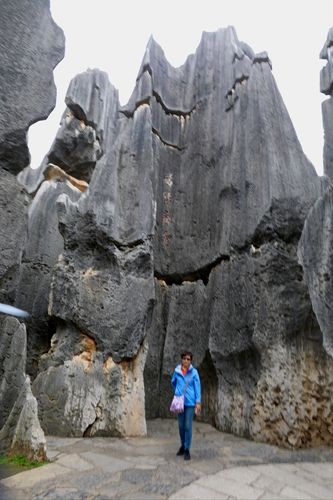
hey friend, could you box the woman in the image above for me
[171,351,201,461]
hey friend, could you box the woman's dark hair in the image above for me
[181,351,193,360]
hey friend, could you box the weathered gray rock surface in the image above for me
[124,30,320,278]
[321,27,333,181]
[296,28,333,423]
[298,186,333,357]
[141,28,333,448]
[31,27,333,446]
[14,179,81,377]
[0,0,64,174]
[0,0,65,460]
[0,317,46,460]
[2,15,332,449]
[0,0,65,308]
[32,70,155,436]
[18,69,114,193]
[0,170,30,306]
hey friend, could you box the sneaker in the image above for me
[184,449,191,461]
[176,445,184,456]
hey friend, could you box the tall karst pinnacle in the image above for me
[24,27,333,447]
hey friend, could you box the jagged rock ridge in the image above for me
[26,27,333,448]
[1,16,332,448]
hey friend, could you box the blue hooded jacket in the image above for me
[171,364,201,407]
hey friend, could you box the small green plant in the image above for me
[0,454,48,469]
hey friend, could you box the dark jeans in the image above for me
[177,405,195,450]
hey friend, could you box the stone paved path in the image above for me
[0,419,333,499]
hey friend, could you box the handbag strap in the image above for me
[182,373,192,396]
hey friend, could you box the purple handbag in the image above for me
[170,394,185,413]
[170,375,191,414]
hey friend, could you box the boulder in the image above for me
[0,317,46,461]
[0,377,46,461]
[33,330,147,437]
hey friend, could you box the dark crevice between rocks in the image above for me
[198,350,218,425]
[154,254,230,286]
[66,102,100,139]
[158,293,170,417]
[112,237,146,252]
[324,82,333,97]
[64,218,146,253]
[137,63,153,81]
[83,402,102,437]
[137,63,196,117]
[151,127,185,151]
[119,97,151,118]
[225,76,249,111]
[152,91,196,118]
[121,93,195,123]
[253,54,272,69]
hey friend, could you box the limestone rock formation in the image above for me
[32,27,333,447]
[0,0,65,459]
[0,317,46,460]
[18,69,114,194]
[139,28,332,448]
[32,70,154,436]
[321,27,333,181]
[298,188,333,357]
[14,177,81,377]
[0,0,65,309]
[0,169,30,305]
[297,27,333,405]
[0,0,64,174]
[2,12,332,448]
[34,332,147,437]
[123,30,320,278]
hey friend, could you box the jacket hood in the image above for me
[175,364,194,375]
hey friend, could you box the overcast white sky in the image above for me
[28,0,331,175]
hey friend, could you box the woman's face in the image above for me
[181,354,191,369]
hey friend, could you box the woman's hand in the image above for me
[195,403,201,416]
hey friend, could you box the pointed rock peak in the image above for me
[320,26,333,60]
[146,34,157,49]
[136,35,167,81]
